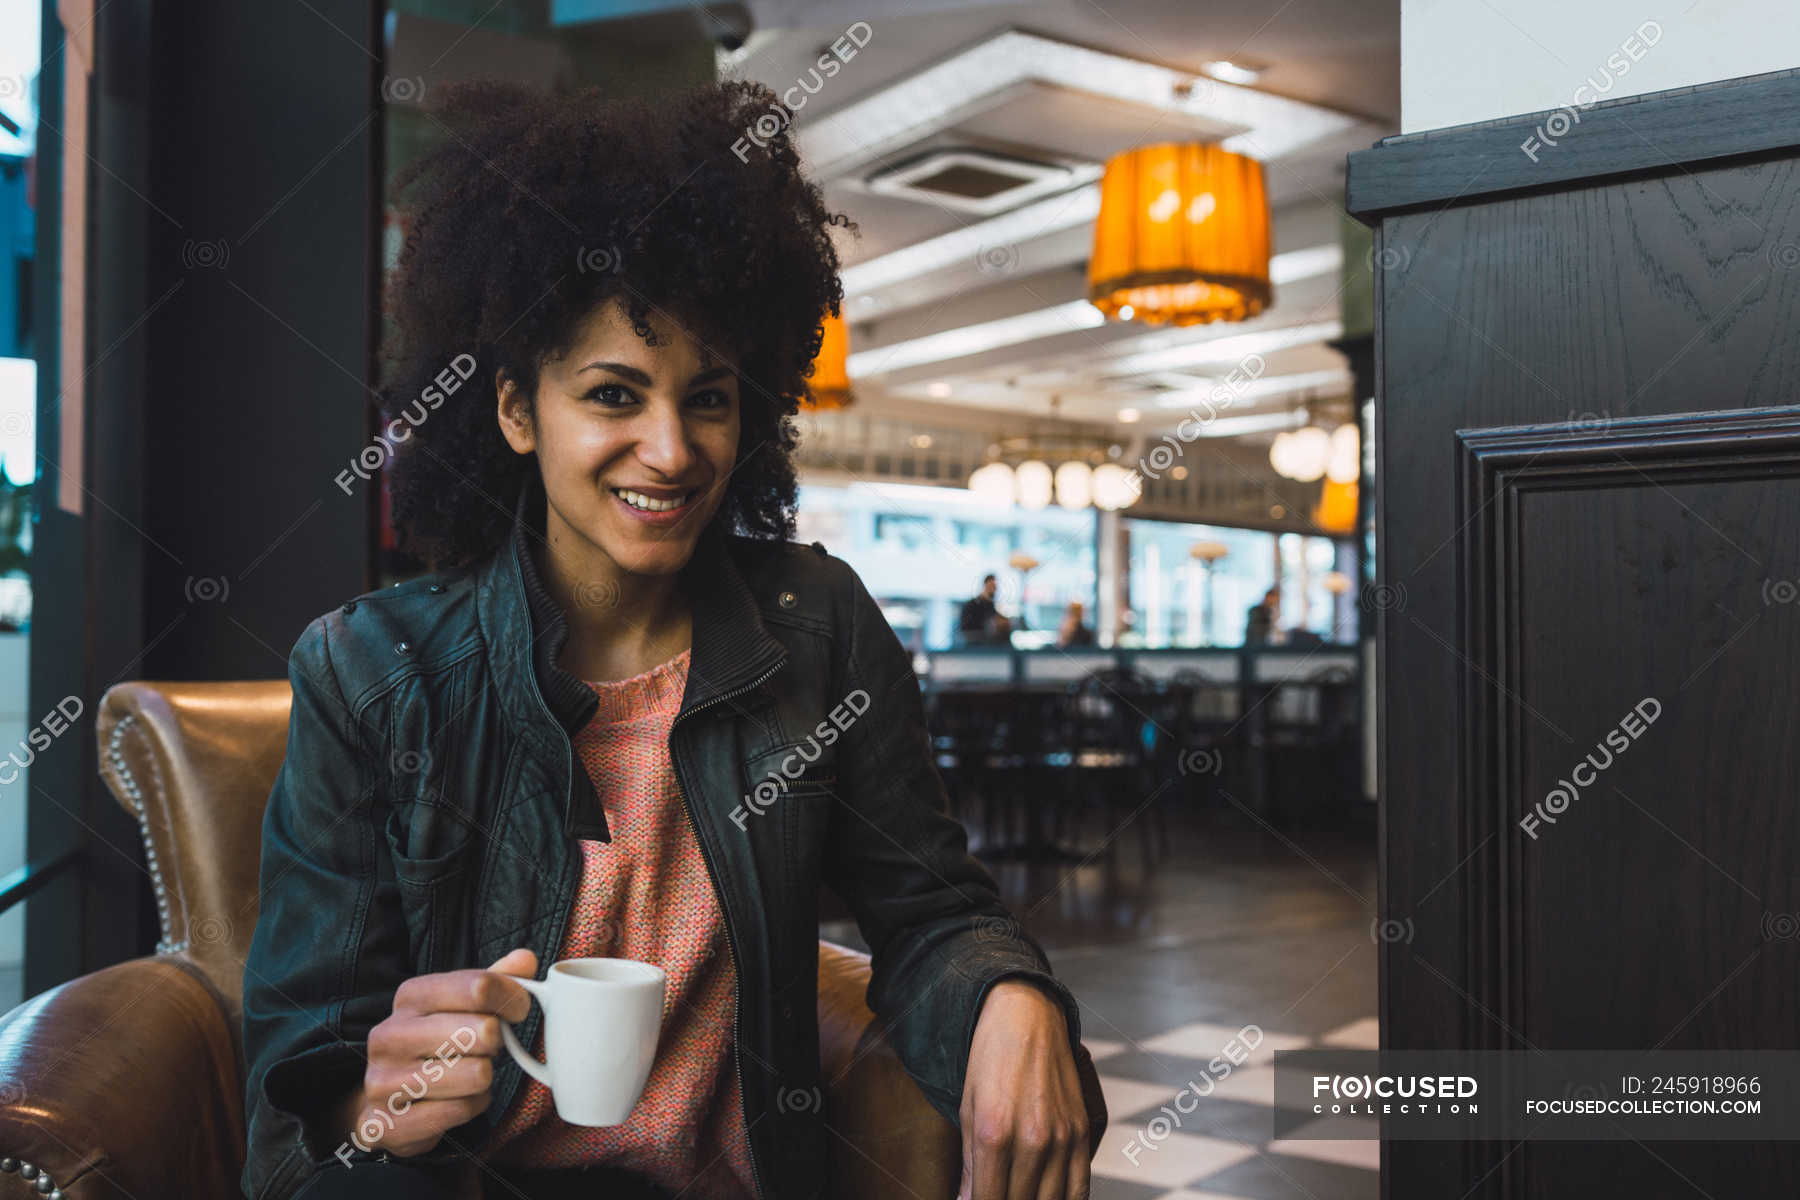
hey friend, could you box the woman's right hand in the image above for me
[335,947,539,1158]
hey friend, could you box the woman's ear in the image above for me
[496,370,535,455]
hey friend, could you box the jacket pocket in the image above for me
[742,742,837,949]
[383,799,479,884]
[383,802,478,975]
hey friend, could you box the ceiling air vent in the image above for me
[860,148,1080,215]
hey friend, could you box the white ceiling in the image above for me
[723,0,1398,443]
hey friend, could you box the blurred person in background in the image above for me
[1055,601,1094,649]
[1245,585,1281,645]
[956,572,1013,646]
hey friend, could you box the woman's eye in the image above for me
[584,384,637,407]
[688,388,732,410]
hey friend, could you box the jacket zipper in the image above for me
[669,657,785,1200]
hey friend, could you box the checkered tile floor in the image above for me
[1086,1016,1380,1199]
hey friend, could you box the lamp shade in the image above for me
[1326,423,1360,483]
[1088,142,1271,327]
[1091,462,1140,511]
[1015,460,1053,509]
[1054,460,1093,509]
[1315,477,1358,533]
[804,312,853,408]
[968,461,1015,504]
[1278,425,1332,482]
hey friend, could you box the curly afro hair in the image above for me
[379,77,855,570]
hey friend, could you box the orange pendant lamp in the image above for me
[1314,477,1358,533]
[1088,142,1271,326]
[804,312,854,409]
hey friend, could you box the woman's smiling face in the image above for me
[498,295,742,578]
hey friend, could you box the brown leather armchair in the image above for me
[0,681,1106,1198]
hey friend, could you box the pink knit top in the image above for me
[481,647,757,1198]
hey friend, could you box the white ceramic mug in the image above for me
[497,956,666,1125]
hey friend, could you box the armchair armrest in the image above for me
[0,954,244,1198]
[819,939,960,1200]
[816,940,1108,1200]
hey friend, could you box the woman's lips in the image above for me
[610,485,698,526]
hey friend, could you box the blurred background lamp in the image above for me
[1326,422,1361,483]
[1014,459,1054,509]
[1091,462,1140,510]
[967,460,1015,505]
[1054,459,1094,509]
[804,312,853,409]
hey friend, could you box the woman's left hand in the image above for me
[959,979,1092,1200]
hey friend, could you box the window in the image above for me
[1123,517,1351,647]
[794,481,1095,651]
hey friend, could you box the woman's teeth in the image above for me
[614,487,691,512]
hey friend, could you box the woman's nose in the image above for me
[633,400,697,477]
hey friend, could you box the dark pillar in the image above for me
[1350,69,1800,1197]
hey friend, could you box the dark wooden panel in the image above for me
[1368,117,1800,1197]
[1457,411,1800,1194]
[1347,67,1800,221]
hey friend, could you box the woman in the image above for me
[240,79,1098,1200]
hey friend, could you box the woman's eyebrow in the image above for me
[575,362,736,386]
[578,361,653,385]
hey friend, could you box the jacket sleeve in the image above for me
[820,564,1084,1127]
[240,617,471,1200]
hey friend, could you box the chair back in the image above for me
[95,680,293,1032]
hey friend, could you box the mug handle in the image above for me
[496,973,552,1087]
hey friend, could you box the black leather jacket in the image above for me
[239,475,1087,1200]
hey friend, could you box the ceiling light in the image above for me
[1149,366,1353,409]
[1054,461,1093,509]
[968,461,1015,504]
[1202,60,1264,86]
[1275,425,1332,481]
[804,314,853,409]
[1092,462,1140,510]
[927,381,952,398]
[1315,479,1358,533]
[846,301,1104,375]
[1269,243,1342,284]
[1110,319,1342,377]
[1089,143,1271,326]
[1016,460,1053,509]
[1326,423,1360,483]
[1117,407,1140,423]
[1269,430,1297,477]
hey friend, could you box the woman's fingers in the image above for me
[486,947,538,976]
[355,1094,491,1157]
[391,949,538,1023]
[369,1010,505,1066]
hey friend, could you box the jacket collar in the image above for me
[474,471,788,839]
